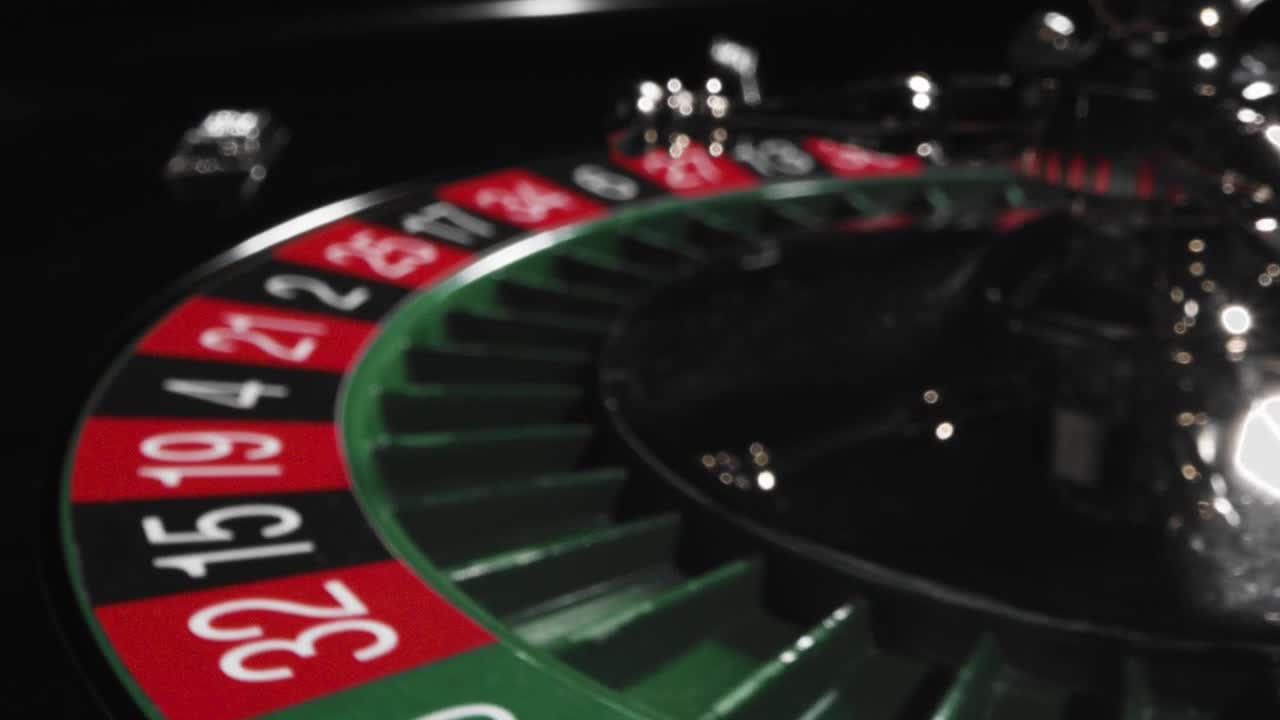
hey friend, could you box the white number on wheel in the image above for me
[265,274,371,312]
[199,313,328,363]
[162,378,289,410]
[416,704,517,720]
[400,202,496,246]
[642,146,722,190]
[323,230,439,279]
[153,542,317,578]
[733,138,814,176]
[189,579,399,683]
[142,504,315,578]
[572,164,638,201]
[473,181,574,224]
[144,504,301,544]
[219,619,397,682]
[137,430,282,488]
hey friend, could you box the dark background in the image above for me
[3,1,1055,715]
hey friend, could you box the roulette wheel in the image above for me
[13,0,1280,717]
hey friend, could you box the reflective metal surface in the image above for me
[601,196,1280,646]
[164,108,289,214]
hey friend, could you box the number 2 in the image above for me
[265,274,371,312]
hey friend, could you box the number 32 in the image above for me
[188,580,398,683]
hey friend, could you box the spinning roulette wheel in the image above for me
[15,1,1280,717]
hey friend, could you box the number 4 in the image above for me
[163,378,289,410]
